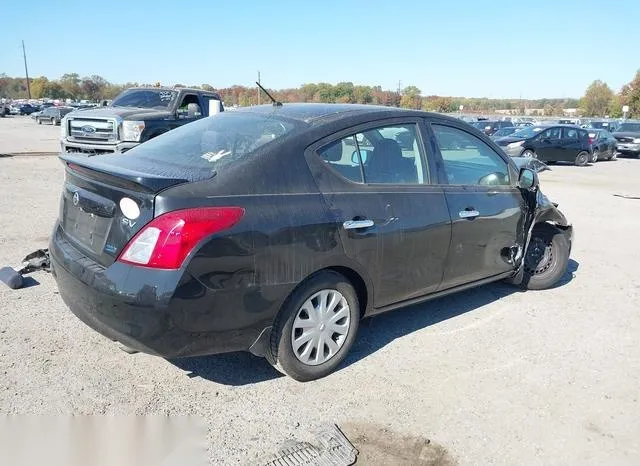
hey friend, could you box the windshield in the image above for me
[123,112,300,175]
[511,126,545,138]
[111,89,178,109]
[617,123,640,132]
[493,128,516,136]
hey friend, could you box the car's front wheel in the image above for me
[267,271,360,382]
[521,224,570,290]
[591,149,599,163]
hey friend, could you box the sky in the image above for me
[1,0,638,99]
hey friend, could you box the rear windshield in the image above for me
[124,112,299,175]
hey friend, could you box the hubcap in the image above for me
[291,289,351,366]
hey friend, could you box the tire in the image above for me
[521,149,536,158]
[610,151,617,161]
[37,118,41,125]
[54,119,60,126]
[521,224,570,290]
[267,270,360,382]
[591,149,599,163]
[575,151,589,166]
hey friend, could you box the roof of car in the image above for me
[238,103,426,122]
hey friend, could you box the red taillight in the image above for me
[588,137,594,145]
[118,207,244,269]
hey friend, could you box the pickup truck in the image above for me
[60,87,223,155]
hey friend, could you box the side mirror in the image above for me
[351,150,370,164]
[518,168,538,191]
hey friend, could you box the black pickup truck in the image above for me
[60,87,223,155]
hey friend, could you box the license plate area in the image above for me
[62,198,113,255]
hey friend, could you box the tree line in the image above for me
[579,72,640,118]
[1,71,638,117]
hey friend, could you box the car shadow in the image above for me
[169,351,284,386]
[169,260,579,386]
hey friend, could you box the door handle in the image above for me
[343,219,374,230]
[459,209,479,219]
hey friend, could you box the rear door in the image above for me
[560,126,581,162]
[427,119,525,288]
[308,119,451,308]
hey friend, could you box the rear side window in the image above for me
[317,124,428,185]
[563,128,578,139]
[432,124,510,186]
[123,112,298,174]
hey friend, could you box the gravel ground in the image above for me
[1,141,640,464]
[0,115,60,154]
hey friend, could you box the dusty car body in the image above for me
[50,104,573,381]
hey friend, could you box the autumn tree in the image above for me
[400,86,421,109]
[59,73,81,99]
[620,70,640,117]
[581,80,614,117]
[30,76,49,99]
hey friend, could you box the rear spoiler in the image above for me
[59,153,189,193]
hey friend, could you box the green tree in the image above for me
[580,80,614,117]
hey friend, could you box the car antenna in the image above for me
[255,81,282,107]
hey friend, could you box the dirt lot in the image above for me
[1,116,640,465]
[0,115,60,155]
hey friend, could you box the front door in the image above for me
[428,120,526,289]
[308,120,452,309]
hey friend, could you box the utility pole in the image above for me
[397,80,401,107]
[22,40,31,99]
[257,71,261,105]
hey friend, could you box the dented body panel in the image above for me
[50,104,573,359]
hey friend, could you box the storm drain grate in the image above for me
[257,424,358,466]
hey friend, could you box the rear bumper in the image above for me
[49,225,268,358]
[61,139,139,155]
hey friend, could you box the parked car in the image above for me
[586,120,618,132]
[17,103,38,115]
[587,129,617,161]
[490,127,519,139]
[60,86,224,155]
[471,120,513,136]
[36,106,74,126]
[0,102,8,117]
[612,121,640,158]
[496,125,592,165]
[50,104,573,381]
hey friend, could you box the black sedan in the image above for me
[587,129,617,161]
[496,125,592,166]
[50,104,573,381]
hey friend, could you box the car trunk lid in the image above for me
[58,154,197,267]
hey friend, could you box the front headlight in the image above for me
[60,117,67,139]
[507,141,524,149]
[122,121,145,142]
[633,138,640,144]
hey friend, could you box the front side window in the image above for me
[432,124,510,186]
[317,124,427,185]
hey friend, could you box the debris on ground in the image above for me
[0,248,50,289]
[256,424,357,466]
